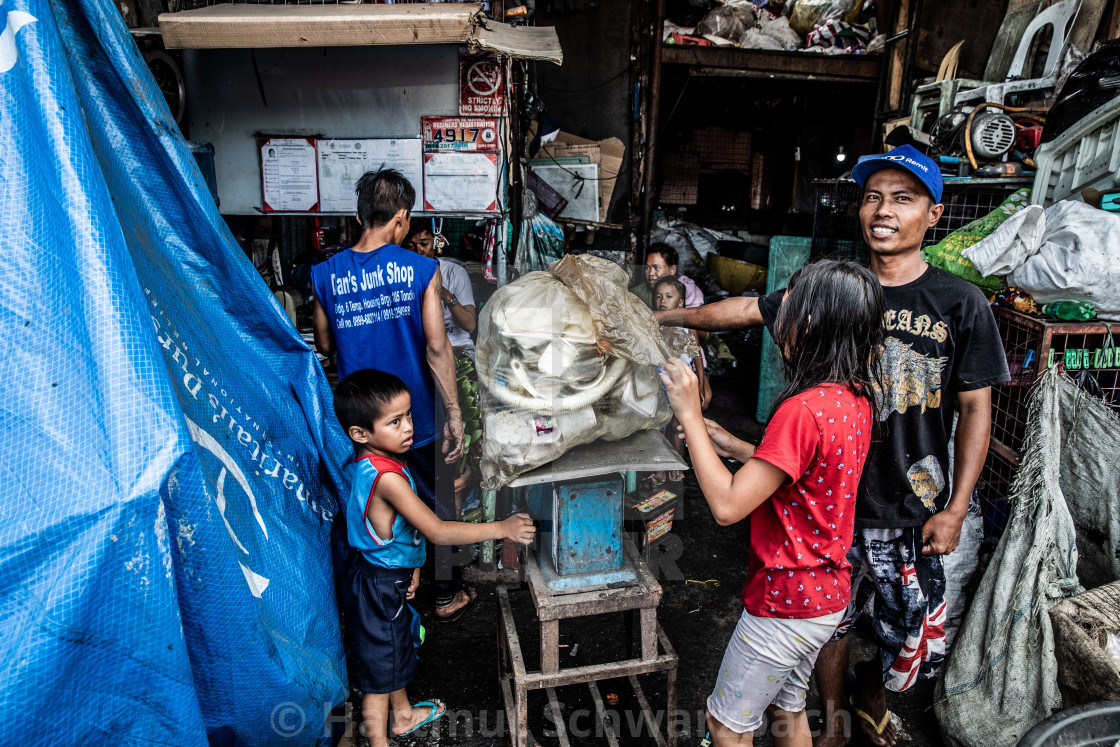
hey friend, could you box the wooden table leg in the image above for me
[540,618,560,674]
[666,659,679,747]
[640,607,657,661]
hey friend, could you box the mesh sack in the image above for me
[935,367,1087,747]
[478,255,683,489]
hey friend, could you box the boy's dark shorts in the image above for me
[342,554,418,694]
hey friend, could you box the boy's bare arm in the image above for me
[376,472,535,546]
[422,269,464,462]
[654,295,764,332]
[312,295,334,356]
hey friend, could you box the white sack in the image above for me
[963,201,1120,320]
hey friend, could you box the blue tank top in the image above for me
[346,454,426,569]
[312,245,440,446]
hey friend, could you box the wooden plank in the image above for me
[498,587,528,679]
[661,45,881,82]
[547,688,572,747]
[541,619,561,675]
[628,675,668,747]
[989,437,1021,468]
[587,681,622,747]
[640,607,658,661]
[499,675,521,747]
[887,0,912,111]
[521,652,679,690]
[1068,0,1110,54]
[159,2,479,49]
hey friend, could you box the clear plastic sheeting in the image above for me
[478,255,678,489]
[0,0,350,741]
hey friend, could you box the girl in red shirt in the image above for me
[661,259,885,747]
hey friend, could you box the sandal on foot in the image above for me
[849,695,892,745]
[436,587,477,623]
[394,700,445,737]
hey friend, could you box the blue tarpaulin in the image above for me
[0,0,353,741]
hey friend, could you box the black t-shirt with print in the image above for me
[758,266,1010,528]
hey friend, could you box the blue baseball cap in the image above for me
[851,144,943,203]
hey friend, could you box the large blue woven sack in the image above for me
[0,0,352,742]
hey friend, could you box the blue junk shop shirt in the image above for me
[313,245,440,446]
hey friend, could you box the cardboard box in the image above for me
[535,131,624,224]
[628,489,679,548]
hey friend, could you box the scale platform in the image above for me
[508,430,688,595]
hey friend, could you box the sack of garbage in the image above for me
[789,0,854,35]
[935,367,1085,747]
[963,200,1120,320]
[739,27,783,49]
[759,15,804,49]
[921,188,1031,294]
[478,255,680,489]
[696,4,757,42]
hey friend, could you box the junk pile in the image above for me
[477,255,685,489]
[664,0,881,54]
[965,201,1120,321]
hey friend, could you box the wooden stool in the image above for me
[496,541,679,747]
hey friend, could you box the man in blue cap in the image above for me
[657,145,1009,747]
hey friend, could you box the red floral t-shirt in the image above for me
[741,385,872,619]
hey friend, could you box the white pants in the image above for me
[707,609,845,734]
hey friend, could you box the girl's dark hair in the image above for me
[647,243,678,268]
[355,169,415,229]
[653,276,686,299]
[333,369,410,432]
[770,258,885,421]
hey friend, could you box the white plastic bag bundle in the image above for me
[739,27,784,49]
[963,201,1120,320]
[759,16,804,49]
[477,255,681,489]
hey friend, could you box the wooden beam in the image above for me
[661,45,881,82]
[160,3,480,49]
[887,0,912,111]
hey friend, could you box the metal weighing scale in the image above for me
[493,429,688,747]
[509,429,688,594]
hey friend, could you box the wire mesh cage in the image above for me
[976,448,1016,543]
[809,178,1033,263]
[992,307,1120,458]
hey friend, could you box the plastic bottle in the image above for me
[1041,301,1097,321]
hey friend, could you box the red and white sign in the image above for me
[421,116,500,153]
[459,53,505,117]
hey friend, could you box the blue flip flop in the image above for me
[395,700,445,737]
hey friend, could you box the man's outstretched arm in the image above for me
[654,295,764,332]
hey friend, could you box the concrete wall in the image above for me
[183,45,461,215]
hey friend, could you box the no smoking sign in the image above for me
[459,53,505,117]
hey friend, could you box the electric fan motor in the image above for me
[931,108,1016,162]
[970,110,1017,161]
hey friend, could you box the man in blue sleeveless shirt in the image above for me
[312,169,473,620]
